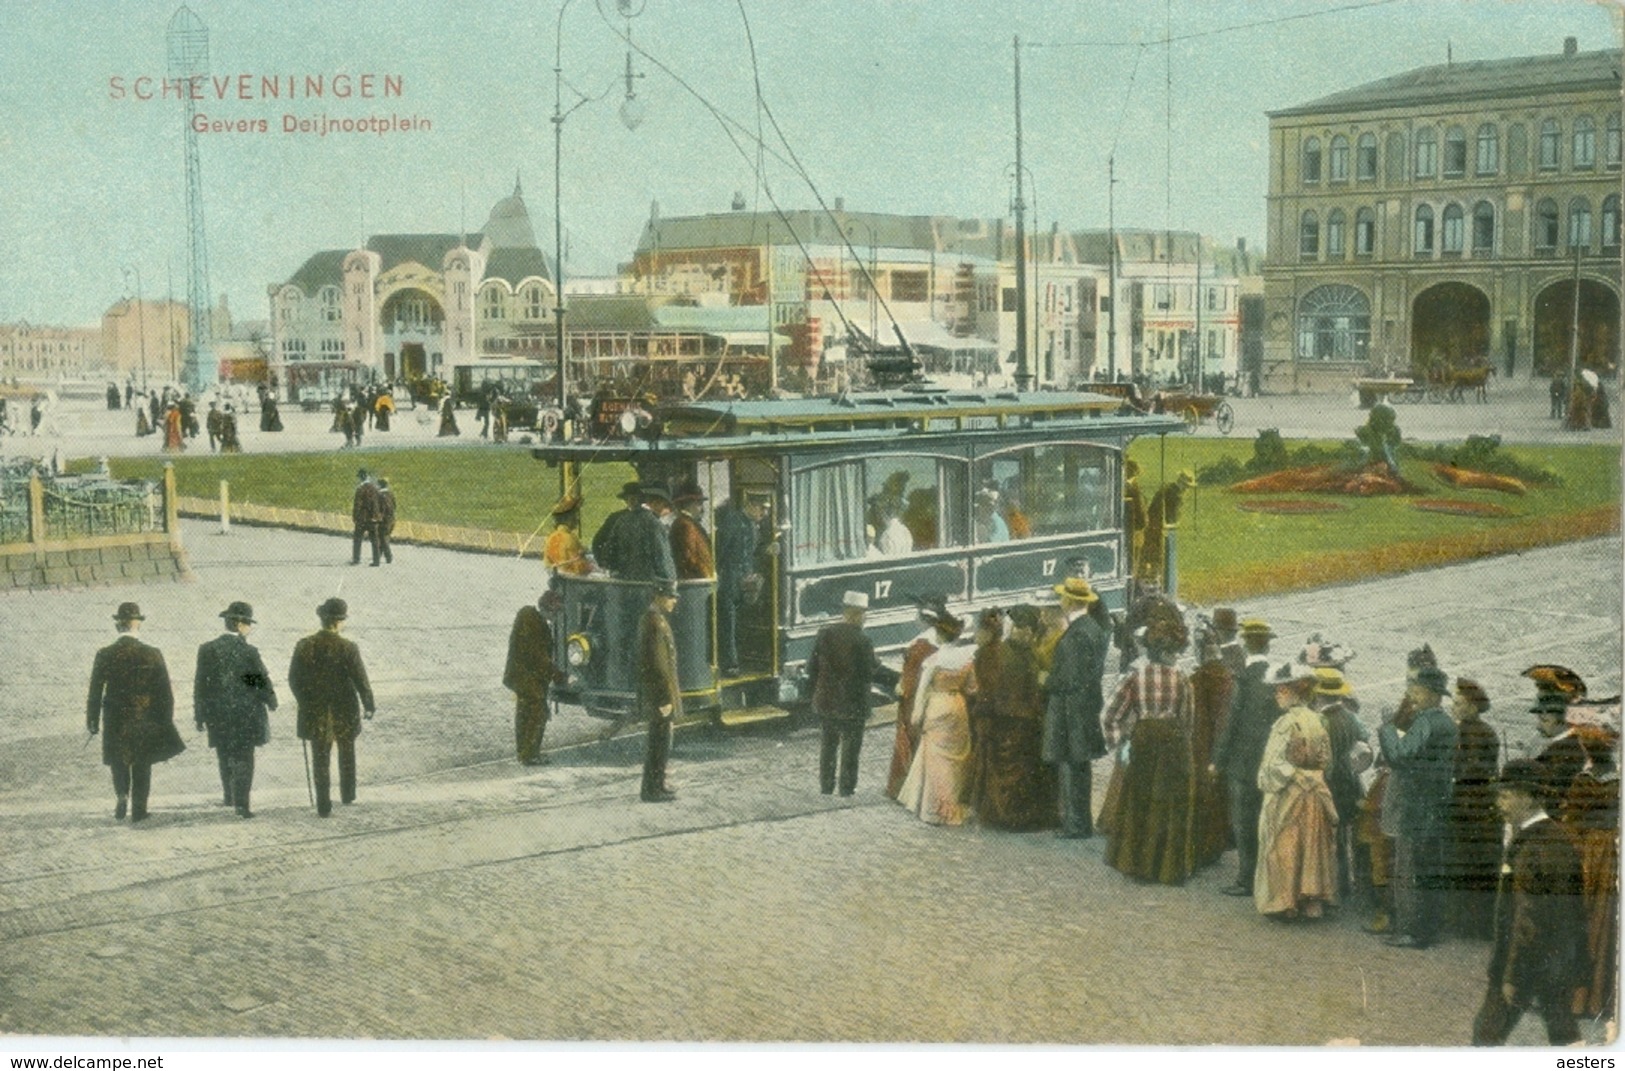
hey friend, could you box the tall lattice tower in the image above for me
[168,6,216,390]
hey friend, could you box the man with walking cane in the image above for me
[288,598,376,817]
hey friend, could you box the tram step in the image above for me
[717,704,793,729]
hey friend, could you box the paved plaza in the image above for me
[0,508,1618,1044]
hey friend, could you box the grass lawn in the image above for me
[101,438,1619,605]
[1125,437,1621,604]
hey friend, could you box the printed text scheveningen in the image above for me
[109,73,404,101]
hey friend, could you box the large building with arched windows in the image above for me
[267,181,553,400]
[1261,38,1621,392]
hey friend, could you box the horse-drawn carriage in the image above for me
[1089,381,1235,434]
[1353,362,1494,408]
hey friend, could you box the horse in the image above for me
[1446,364,1495,404]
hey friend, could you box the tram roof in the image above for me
[531,388,1185,461]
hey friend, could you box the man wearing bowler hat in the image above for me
[1377,661,1459,949]
[669,481,715,581]
[288,598,376,816]
[351,469,382,567]
[1471,759,1588,1045]
[86,602,184,822]
[806,590,898,796]
[194,601,278,818]
[638,579,683,802]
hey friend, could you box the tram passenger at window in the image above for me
[902,488,938,549]
[871,499,912,557]
[974,487,1009,544]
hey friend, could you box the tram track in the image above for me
[0,722,878,944]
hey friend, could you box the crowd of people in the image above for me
[791,577,1619,1045]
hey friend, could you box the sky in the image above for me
[0,0,1618,327]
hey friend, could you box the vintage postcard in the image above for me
[0,0,1620,1062]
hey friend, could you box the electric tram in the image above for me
[531,387,1185,720]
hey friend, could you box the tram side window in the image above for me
[974,443,1118,541]
[790,456,967,565]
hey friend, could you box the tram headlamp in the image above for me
[566,633,592,668]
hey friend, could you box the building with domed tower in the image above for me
[267,180,554,400]
[1261,37,1621,394]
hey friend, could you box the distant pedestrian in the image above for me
[1471,759,1589,1045]
[808,590,899,798]
[637,580,682,802]
[219,405,242,453]
[351,469,382,566]
[437,394,460,437]
[374,478,396,564]
[374,389,394,432]
[206,401,223,452]
[85,602,185,822]
[504,587,565,765]
[162,403,184,452]
[259,387,283,433]
[193,601,277,818]
[287,598,376,817]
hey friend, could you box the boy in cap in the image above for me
[288,598,376,816]
[86,603,184,822]
[194,601,278,817]
[806,590,898,796]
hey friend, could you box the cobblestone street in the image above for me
[1,518,1617,1045]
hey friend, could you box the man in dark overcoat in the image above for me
[86,602,184,822]
[1472,759,1589,1045]
[1378,662,1459,949]
[1210,617,1278,894]
[504,588,564,766]
[714,492,765,676]
[351,469,382,566]
[1042,577,1109,838]
[609,486,676,583]
[590,481,643,573]
[806,590,898,796]
[638,580,682,802]
[374,478,396,565]
[193,600,277,818]
[288,598,376,816]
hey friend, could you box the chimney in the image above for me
[834,197,844,213]
[1565,36,1578,56]
[731,190,746,211]
[1236,237,1247,254]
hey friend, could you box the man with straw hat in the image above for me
[1042,576,1109,838]
[86,602,184,822]
[1210,617,1278,896]
[193,601,278,818]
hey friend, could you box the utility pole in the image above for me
[1107,155,1117,381]
[1012,35,1030,392]
[1192,239,1203,388]
[1566,243,1583,398]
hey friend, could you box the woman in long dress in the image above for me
[886,604,956,799]
[162,404,185,452]
[1101,612,1198,885]
[971,606,1058,831]
[1254,670,1340,919]
[896,621,977,826]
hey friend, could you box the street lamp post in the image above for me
[122,266,149,391]
[844,220,878,347]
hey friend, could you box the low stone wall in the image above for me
[0,465,188,591]
[0,532,189,589]
[174,496,544,559]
